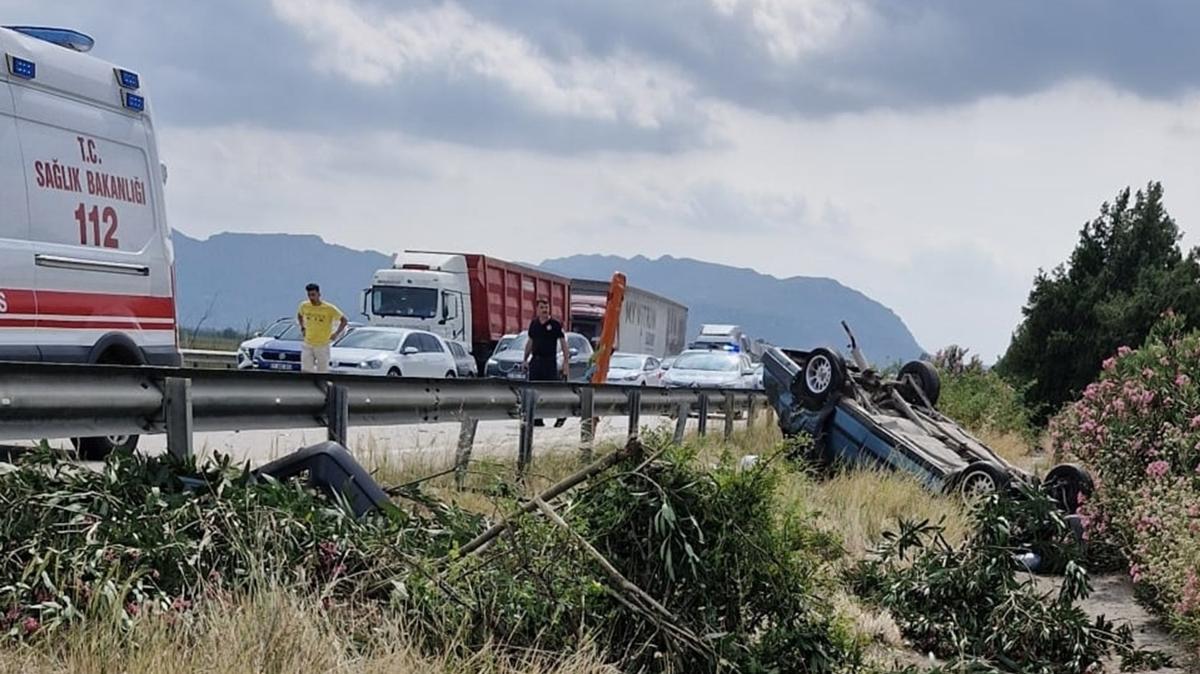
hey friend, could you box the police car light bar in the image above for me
[123,91,145,112]
[115,68,140,90]
[6,55,35,79]
[4,26,95,52]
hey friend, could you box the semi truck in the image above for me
[570,278,688,358]
[361,251,570,370]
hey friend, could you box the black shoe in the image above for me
[533,419,545,427]
[553,418,566,428]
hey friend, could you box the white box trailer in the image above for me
[569,278,687,358]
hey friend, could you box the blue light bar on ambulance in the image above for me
[123,91,145,112]
[7,55,35,79]
[115,68,140,89]
[3,26,95,52]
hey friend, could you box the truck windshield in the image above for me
[372,287,438,318]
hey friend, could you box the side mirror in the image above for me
[254,331,263,338]
[569,347,579,356]
[402,346,419,355]
[360,288,371,318]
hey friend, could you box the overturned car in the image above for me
[761,324,1092,513]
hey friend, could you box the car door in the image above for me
[645,357,660,385]
[398,333,422,376]
[0,83,39,361]
[421,333,448,377]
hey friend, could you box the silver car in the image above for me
[605,353,663,386]
[660,350,758,389]
[330,327,457,378]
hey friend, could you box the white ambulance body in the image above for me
[0,26,178,457]
[0,26,178,368]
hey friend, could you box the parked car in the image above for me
[655,355,676,381]
[254,322,362,372]
[236,317,292,369]
[484,331,593,380]
[661,350,758,389]
[447,340,478,377]
[750,362,764,390]
[760,323,1092,510]
[329,327,456,378]
[605,353,662,386]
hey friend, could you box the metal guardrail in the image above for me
[0,362,769,478]
[180,349,239,369]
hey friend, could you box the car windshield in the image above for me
[496,334,528,354]
[610,355,643,369]
[334,330,403,351]
[673,353,740,372]
[372,286,438,318]
[263,319,291,338]
[276,323,304,341]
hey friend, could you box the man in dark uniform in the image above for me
[524,298,571,426]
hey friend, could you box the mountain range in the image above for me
[174,231,925,363]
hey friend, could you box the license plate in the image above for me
[269,363,293,371]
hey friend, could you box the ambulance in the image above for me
[1,26,179,457]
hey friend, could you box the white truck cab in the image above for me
[0,25,178,456]
[362,251,471,345]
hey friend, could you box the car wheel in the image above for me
[387,368,402,377]
[957,461,1010,501]
[899,360,941,407]
[797,348,846,407]
[1043,463,1094,514]
[72,434,138,461]
[446,371,456,378]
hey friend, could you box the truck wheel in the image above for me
[797,348,845,408]
[899,360,941,407]
[72,434,138,461]
[1043,463,1094,514]
[957,461,1010,501]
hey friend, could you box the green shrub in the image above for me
[931,345,1033,439]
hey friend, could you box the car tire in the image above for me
[72,434,138,461]
[446,371,456,378]
[796,348,846,408]
[1043,463,1094,514]
[387,368,402,377]
[899,360,941,407]
[956,461,1011,500]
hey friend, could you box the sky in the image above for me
[7,0,1200,360]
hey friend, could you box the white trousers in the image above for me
[301,343,331,373]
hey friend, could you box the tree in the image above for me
[997,182,1200,423]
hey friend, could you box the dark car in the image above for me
[484,331,593,381]
[254,322,362,372]
[761,324,1092,513]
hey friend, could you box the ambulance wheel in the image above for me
[899,360,941,407]
[1043,463,1094,515]
[72,434,138,461]
[957,461,1010,501]
[797,348,845,408]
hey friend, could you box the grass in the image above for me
[0,587,616,674]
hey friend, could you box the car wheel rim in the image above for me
[962,471,996,499]
[805,356,833,394]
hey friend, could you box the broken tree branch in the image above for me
[454,438,643,559]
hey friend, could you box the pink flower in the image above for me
[1118,346,1132,356]
[22,616,38,635]
[1190,415,1200,429]
[125,601,139,617]
[1177,374,1191,387]
[1102,357,1116,371]
[1146,460,1170,479]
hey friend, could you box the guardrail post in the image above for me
[625,388,641,440]
[697,393,709,436]
[673,402,689,444]
[517,387,538,479]
[454,418,478,489]
[747,394,760,428]
[325,384,349,446]
[724,392,736,439]
[579,387,595,462]
[164,377,193,461]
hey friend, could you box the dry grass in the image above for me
[976,428,1049,475]
[780,468,971,560]
[0,589,616,674]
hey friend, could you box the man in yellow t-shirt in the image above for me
[297,283,348,373]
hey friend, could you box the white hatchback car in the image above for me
[329,327,457,378]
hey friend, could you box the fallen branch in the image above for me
[454,438,643,559]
